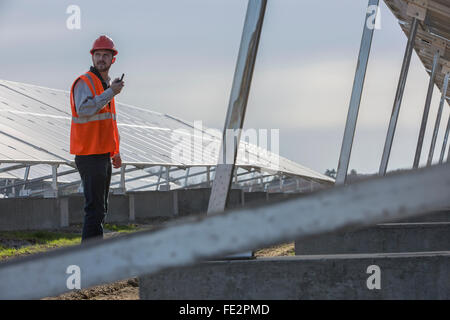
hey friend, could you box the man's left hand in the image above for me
[112,153,122,169]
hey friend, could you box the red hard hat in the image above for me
[90,35,118,56]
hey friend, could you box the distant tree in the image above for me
[350,169,357,175]
[325,168,337,178]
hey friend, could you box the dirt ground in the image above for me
[1,219,294,300]
[42,242,294,300]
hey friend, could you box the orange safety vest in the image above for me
[70,71,120,157]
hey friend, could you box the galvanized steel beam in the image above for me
[379,18,419,176]
[413,50,440,168]
[207,0,267,214]
[427,71,450,165]
[336,0,379,185]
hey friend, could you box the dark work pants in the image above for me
[75,153,112,242]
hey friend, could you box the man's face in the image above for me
[92,50,113,72]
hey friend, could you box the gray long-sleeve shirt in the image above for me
[73,77,115,117]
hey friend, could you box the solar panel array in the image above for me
[0,78,334,193]
[384,0,450,103]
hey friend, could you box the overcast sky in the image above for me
[1,0,448,175]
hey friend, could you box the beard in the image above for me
[95,61,110,72]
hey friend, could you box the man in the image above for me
[70,35,125,242]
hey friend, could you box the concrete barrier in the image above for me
[139,252,450,299]
[133,191,176,219]
[0,188,266,230]
[0,198,64,231]
[105,195,129,223]
[243,191,267,206]
[177,188,212,216]
[295,222,450,255]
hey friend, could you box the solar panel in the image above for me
[0,78,334,193]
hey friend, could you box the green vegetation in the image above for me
[0,230,81,259]
[0,224,139,260]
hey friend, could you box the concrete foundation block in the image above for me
[177,188,211,216]
[105,195,129,223]
[134,191,175,219]
[58,197,69,228]
[243,192,267,206]
[68,195,85,225]
[295,222,450,255]
[0,198,60,230]
[139,252,450,300]
[225,189,243,210]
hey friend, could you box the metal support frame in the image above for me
[379,17,419,176]
[0,158,328,196]
[165,166,170,188]
[235,173,274,185]
[20,165,30,194]
[207,0,267,215]
[48,164,59,198]
[440,113,450,163]
[335,0,379,185]
[0,163,29,173]
[131,166,215,192]
[115,164,127,194]
[447,136,450,162]
[427,71,450,166]
[61,166,142,192]
[184,168,190,187]
[413,50,440,168]
[206,166,211,187]
[158,166,171,191]
[156,166,163,190]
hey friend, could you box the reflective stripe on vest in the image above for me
[72,112,117,124]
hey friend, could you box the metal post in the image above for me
[427,71,449,166]
[335,0,379,185]
[51,164,59,198]
[413,51,440,168]
[379,18,419,176]
[447,137,450,162]
[165,166,170,190]
[119,164,126,194]
[440,114,450,163]
[21,165,30,192]
[206,166,211,187]
[184,168,190,188]
[207,0,267,214]
[259,171,264,188]
[156,166,163,190]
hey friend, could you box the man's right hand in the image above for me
[111,78,124,95]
